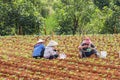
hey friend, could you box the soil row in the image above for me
[0,57,119,79]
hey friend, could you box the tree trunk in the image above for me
[17,26,23,35]
[72,16,79,35]
[44,26,47,35]
[114,26,117,34]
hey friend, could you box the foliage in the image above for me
[0,0,43,35]
[93,0,110,10]
[44,14,59,35]
[114,0,120,6]
[54,0,93,35]
[54,0,111,35]
[0,0,120,35]
[103,9,120,33]
[102,0,120,34]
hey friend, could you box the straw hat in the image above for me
[47,40,58,47]
[37,39,44,43]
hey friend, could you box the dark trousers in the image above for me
[81,49,97,58]
[33,55,43,59]
[48,54,59,59]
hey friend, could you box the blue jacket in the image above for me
[32,43,45,57]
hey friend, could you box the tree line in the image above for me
[0,0,120,36]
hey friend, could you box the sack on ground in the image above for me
[100,51,107,58]
[59,53,66,59]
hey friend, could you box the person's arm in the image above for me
[78,43,88,50]
[89,44,96,50]
[50,49,58,55]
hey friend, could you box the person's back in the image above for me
[32,39,45,59]
[44,40,59,59]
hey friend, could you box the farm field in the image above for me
[0,34,120,80]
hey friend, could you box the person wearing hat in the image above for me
[44,40,59,59]
[78,37,98,58]
[32,39,45,59]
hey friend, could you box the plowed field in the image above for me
[0,35,120,80]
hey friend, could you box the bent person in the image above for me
[44,40,59,59]
[78,37,99,58]
[32,39,45,59]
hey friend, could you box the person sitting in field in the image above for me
[78,37,99,58]
[32,39,45,59]
[44,40,59,59]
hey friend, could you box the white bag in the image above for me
[100,51,107,58]
[59,53,66,59]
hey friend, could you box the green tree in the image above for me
[103,1,120,34]
[93,0,110,10]
[114,0,120,6]
[104,11,120,33]
[0,1,14,35]
[54,0,97,35]
[0,0,44,35]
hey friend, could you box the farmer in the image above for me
[78,37,99,58]
[32,39,45,59]
[44,40,59,59]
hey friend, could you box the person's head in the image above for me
[47,40,58,47]
[82,36,92,44]
[37,39,44,44]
